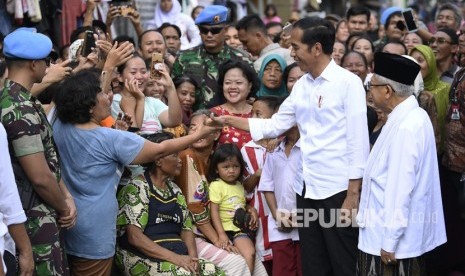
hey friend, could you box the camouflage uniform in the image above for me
[172,44,253,110]
[0,80,69,276]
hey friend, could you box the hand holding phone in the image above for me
[150,53,164,79]
[82,30,96,57]
[120,5,135,17]
[402,8,418,33]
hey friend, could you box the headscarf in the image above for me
[411,44,450,151]
[153,0,182,28]
[257,54,288,97]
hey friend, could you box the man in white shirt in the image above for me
[208,17,370,276]
[0,123,33,275]
[357,52,447,275]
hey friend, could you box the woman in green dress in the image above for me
[116,132,225,276]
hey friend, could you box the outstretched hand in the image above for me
[204,113,225,128]
[193,115,223,138]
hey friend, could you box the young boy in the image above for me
[258,126,302,276]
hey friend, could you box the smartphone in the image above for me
[402,8,418,33]
[282,22,293,36]
[120,5,135,17]
[110,1,134,16]
[81,30,96,57]
[150,53,164,79]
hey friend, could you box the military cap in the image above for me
[195,5,229,25]
[3,28,52,60]
[373,52,420,85]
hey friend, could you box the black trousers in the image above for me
[3,251,16,276]
[425,167,465,273]
[296,186,359,276]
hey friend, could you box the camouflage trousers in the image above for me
[25,204,69,276]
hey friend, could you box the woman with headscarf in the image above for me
[146,0,201,50]
[410,45,450,152]
[402,54,440,149]
[257,54,288,97]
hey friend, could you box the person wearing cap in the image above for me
[374,7,403,47]
[171,5,252,110]
[383,9,405,42]
[0,28,77,275]
[236,14,293,72]
[207,17,370,275]
[357,52,446,275]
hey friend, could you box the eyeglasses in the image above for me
[364,81,388,91]
[428,37,452,45]
[198,25,223,35]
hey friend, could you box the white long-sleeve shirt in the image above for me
[0,123,27,257]
[249,60,370,200]
[357,96,446,258]
[258,139,301,242]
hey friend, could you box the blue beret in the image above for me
[380,7,402,26]
[195,5,229,25]
[3,28,52,60]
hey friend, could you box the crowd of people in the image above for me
[0,0,465,275]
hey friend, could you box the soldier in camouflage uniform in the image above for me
[172,5,253,110]
[0,28,76,275]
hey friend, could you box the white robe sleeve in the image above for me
[382,124,419,252]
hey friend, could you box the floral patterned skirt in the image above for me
[115,247,225,276]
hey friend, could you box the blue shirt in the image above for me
[53,120,144,259]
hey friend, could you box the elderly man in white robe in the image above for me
[356,52,447,275]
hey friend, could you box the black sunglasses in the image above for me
[43,56,51,66]
[198,25,224,35]
[35,56,51,66]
